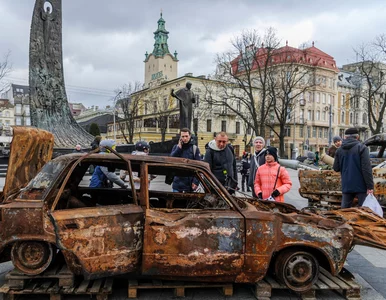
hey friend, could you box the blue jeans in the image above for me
[341,192,367,208]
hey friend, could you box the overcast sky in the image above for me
[1,1,386,108]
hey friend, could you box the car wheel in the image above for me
[11,241,54,275]
[275,249,319,292]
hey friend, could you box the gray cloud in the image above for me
[1,0,386,107]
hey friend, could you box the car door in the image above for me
[51,204,144,278]
[141,164,245,280]
[49,159,144,279]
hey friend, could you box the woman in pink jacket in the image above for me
[254,147,292,202]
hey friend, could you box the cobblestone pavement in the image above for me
[0,169,385,299]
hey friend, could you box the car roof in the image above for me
[54,153,212,172]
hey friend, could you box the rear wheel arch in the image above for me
[271,245,333,274]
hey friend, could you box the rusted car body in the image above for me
[0,127,385,293]
[299,133,386,213]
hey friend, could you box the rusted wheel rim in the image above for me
[276,250,319,292]
[11,241,53,275]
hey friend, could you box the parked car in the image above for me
[0,127,385,293]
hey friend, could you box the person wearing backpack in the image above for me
[204,131,238,193]
[170,128,201,192]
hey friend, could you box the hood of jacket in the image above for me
[341,138,360,150]
[182,138,195,149]
[208,139,226,151]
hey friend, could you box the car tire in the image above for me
[274,249,319,292]
[11,241,54,275]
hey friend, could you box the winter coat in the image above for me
[254,161,292,202]
[170,139,201,191]
[204,140,237,186]
[89,150,126,188]
[333,138,374,193]
[240,157,251,175]
[248,149,267,189]
[327,144,338,158]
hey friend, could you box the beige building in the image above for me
[107,13,252,157]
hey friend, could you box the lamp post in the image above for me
[113,91,122,141]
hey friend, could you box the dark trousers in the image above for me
[241,174,250,191]
[341,192,367,208]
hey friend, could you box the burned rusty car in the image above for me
[0,128,386,293]
[299,133,386,213]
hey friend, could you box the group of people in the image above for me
[73,125,373,209]
[170,128,293,202]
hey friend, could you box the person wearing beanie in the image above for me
[248,136,267,197]
[333,127,374,208]
[253,147,292,202]
[89,139,127,189]
[327,135,342,158]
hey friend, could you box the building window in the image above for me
[15,117,22,126]
[341,111,345,124]
[350,112,353,124]
[307,110,312,121]
[193,118,198,133]
[144,118,156,128]
[307,126,311,138]
[236,122,240,134]
[322,94,326,104]
[299,126,304,138]
[221,120,226,132]
[169,115,179,129]
[312,126,316,138]
[319,128,323,138]
[362,113,367,125]
[316,93,320,103]
[15,104,22,115]
[316,110,320,121]
[284,127,291,137]
[206,119,212,132]
[322,111,326,121]
[247,126,252,135]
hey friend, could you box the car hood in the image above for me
[242,198,386,250]
[0,127,54,203]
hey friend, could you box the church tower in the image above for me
[144,13,178,88]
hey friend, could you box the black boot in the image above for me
[247,187,251,192]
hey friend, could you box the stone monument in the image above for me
[29,0,93,148]
[171,82,196,130]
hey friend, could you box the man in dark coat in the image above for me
[170,128,201,192]
[248,136,267,198]
[333,127,374,208]
[204,132,237,193]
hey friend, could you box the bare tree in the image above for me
[0,51,12,94]
[266,49,316,157]
[352,39,386,135]
[201,28,280,138]
[115,82,144,144]
[152,92,177,142]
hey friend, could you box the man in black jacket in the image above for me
[333,127,374,208]
[170,128,201,192]
[204,132,237,193]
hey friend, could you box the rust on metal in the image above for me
[1,127,54,202]
[0,127,385,293]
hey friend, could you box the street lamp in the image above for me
[113,91,122,141]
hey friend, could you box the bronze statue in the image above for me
[29,0,93,148]
[171,82,195,130]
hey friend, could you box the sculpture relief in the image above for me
[29,0,93,148]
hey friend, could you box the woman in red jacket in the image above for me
[254,147,292,202]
